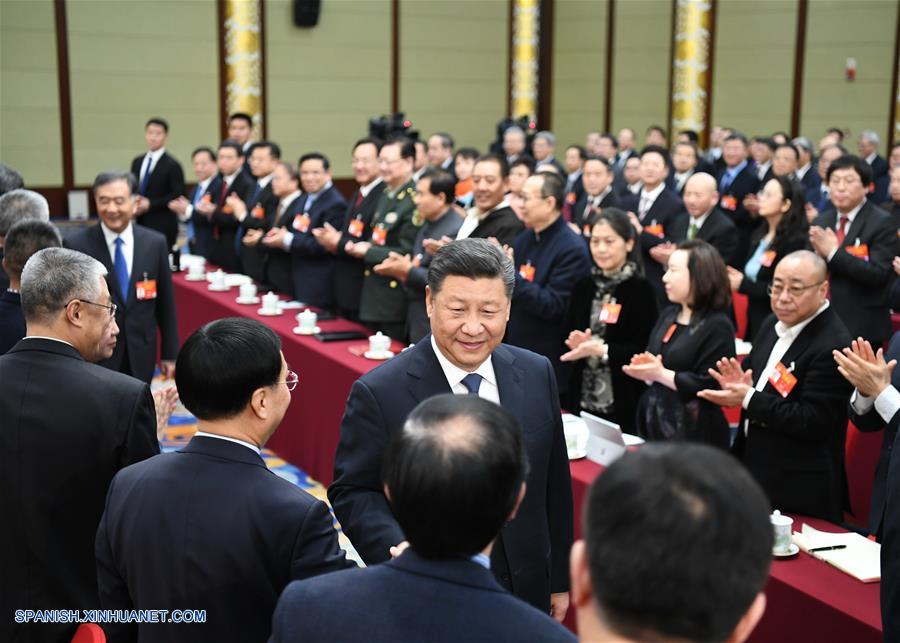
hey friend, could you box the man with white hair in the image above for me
[503,126,528,165]
[0,247,159,643]
[533,131,564,175]
[0,188,50,291]
[859,129,889,204]
[792,136,822,206]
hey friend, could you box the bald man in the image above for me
[648,172,739,268]
[698,250,852,521]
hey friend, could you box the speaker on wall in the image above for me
[293,0,321,27]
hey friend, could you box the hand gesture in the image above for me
[697,357,753,407]
[809,225,839,258]
[312,222,341,253]
[833,337,897,398]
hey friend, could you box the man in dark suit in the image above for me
[276,395,574,643]
[373,169,463,343]
[885,434,900,643]
[0,220,61,354]
[201,140,255,273]
[425,132,455,174]
[0,188,50,292]
[233,141,281,283]
[699,251,852,522]
[532,131,565,175]
[130,117,185,249]
[311,138,384,320]
[562,144,586,218]
[717,133,761,261]
[859,130,889,205]
[0,247,158,643]
[66,171,178,383]
[750,136,776,184]
[572,443,773,643]
[227,111,256,179]
[456,154,524,245]
[621,145,686,301]
[651,173,739,268]
[256,161,302,295]
[329,238,574,620]
[810,154,897,347]
[167,146,221,258]
[96,318,352,643]
[261,153,347,308]
[793,137,823,207]
[667,141,700,196]
[508,171,591,396]
[571,155,619,239]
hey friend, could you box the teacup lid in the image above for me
[769,510,792,525]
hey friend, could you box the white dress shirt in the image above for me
[194,431,261,455]
[181,176,214,221]
[100,221,135,277]
[140,147,166,184]
[430,335,500,404]
[851,385,900,425]
[456,199,511,241]
[756,160,771,181]
[359,176,384,200]
[637,182,665,220]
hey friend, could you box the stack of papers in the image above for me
[792,523,880,583]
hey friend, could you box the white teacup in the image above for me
[770,510,793,554]
[369,331,391,354]
[262,291,279,313]
[240,283,258,299]
[296,309,317,332]
[211,269,226,289]
[188,261,205,278]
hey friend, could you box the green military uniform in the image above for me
[358,179,421,335]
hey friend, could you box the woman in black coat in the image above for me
[727,176,809,342]
[623,239,735,448]
[561,208,658,433]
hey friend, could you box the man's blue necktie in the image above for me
[139,156,152,196]
[461,373,482,395]
[114,237,129,302]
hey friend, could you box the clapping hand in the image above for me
[833,337,896,398]
[809,225,839,258]
[726,266,744,291]
[312,222,341,253]
[242,229,264,246]
[697,357,753,407]
[560,329,607,362]
[621,352,664,384]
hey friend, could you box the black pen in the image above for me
[808,545,847,552]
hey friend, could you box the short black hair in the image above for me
[145,117,168,133]
[92,170,138,196]
[679,129,700,144]
[454,146,480,161]
[724,132,749,146]
[298,152,330,171]
[3,220,62,275]
[826,154,874,186]
[353,137,383,153]
[474,153,510,178]
[419,168,456,204]
[428,238,515,298]
[639,144,670,164]
[0,163,25,195]
[599,132,618,148]
[191,146,217,162]
[384,136,416,161]
[382,394,529,559]
[509,156,535,174]
[533,171,566,211]
[176,318,283,421]
[582,155,613,172]
[566,144,587,160]
[752,136,777,152]
[431,132,455,150]
[775,143,799,161]
[228,112,253,126]
[249,140,281,160]
[218,139,244,157]
[585,443,772,642]
[826,126,844,141]
[673,141,699,159]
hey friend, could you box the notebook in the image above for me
[792,523,880,583]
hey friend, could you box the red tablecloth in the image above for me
[569,461,882,642]
[173,273,402,485]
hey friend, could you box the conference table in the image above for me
[174,270,883,640]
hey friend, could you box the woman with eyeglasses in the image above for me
[561,208,658,433]
[726,176,810,342]
[623,239,735,448]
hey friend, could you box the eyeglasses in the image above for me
[767,281,825,298]
[279,370,299,392]
[66,298,118,318]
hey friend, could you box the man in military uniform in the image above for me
[345,137,420,339]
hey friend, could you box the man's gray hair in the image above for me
[427,238,515,298]
[860,130,880,146]
[20,248,108,323]
[791,137,813,154]
[535,130,556,147]
[0,164,25,196]
[0,189,50,237]
[504,126,525,140]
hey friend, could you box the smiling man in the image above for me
[329,238,574,623]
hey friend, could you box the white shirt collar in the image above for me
[24,335,76,349]
[197,176,214,191]
[223,171,240,186]
[100,221,134,248]
[360,176,384,198]
[866,152,877,165]
[837,198,866,222]
[567,169,583,183]
[255,173,274,189]
[796,163,812,180]
[774,301,829,341]
[429,335,497,390]
[194,431,261,455]
[590,186,612,204]
[690,209,713,229]
[280,190,302,208]
[641,182,665,202]
[440,157,453,169]
[469,199,511,222]
[145,148,165,164]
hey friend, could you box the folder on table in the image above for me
[792,523,880,583]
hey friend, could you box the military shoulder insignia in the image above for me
[412,210,424,226]
[398,191,405,201]
[385,212,398,224]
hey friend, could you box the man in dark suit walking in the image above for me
[329,238,574,620]
[167,146,221,258]
[311,138,384,320]
[66,171,178,383]
[699,251,852,522]
[261,153,347,308]
[130,118,185,249]
[275,395,574,643]
[810,154,897,347]
[96,318,352,643]
[0,247,158,643]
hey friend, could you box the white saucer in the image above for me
[773,543,799,558]
[235,296,260,305]
[208,284,230,292]
[292,326,321,335]
[364,350,395,360]
[567,447,587,460]
[257,308,283,316]
[185,273,207,281]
